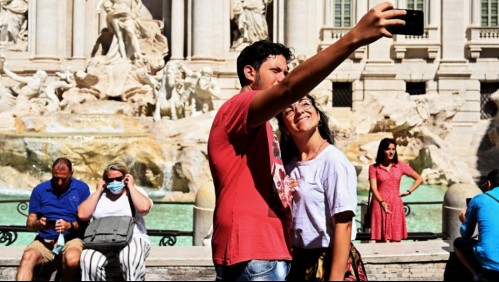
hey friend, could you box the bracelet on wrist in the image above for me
[379,200,385,204]
[407,190,412,195]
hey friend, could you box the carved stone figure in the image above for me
[96,0,144,60]
[37,70,75,114]
[231,0,272,48]
[182,66,220,115]
[1,58,47,103]
[151,61,186,121]
[0,0,28,49]
[0,61,78,115]
[0,75,14,112]
[96,0,168,65]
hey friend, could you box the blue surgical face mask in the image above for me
[107,181,125,194]
[52,233,65,255]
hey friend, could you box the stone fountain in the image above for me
[0,0,218,201]
[1,0,497,201]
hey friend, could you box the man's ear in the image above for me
[487,180,492,191]
[244,65,256,84]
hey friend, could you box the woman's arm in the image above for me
[401,170,423,197]
[369,177,390,214]
[329,211,353,281]
[78,180,105,221]
[125,174,152,215]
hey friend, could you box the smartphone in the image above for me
[46,219,56,226]
[387,9,424,36]
[466,198,472,207]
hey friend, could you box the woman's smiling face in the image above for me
[281,97,320,136]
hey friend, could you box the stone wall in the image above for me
[0,241,472,281]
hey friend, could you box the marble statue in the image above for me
[0,61,78,115]
[0,0,28,49]
[96,0,168,65]
[0,75,14,112]
[37,69,76,114]
[182,66,220,115]
[151,60,186,121]
[96,0,144,60]
[1,62,46,102]
[231,0,272,48]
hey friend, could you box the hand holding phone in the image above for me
[386,9,424,36]
[46,219,56,227]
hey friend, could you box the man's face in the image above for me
[51,166,72,192]
[251,54,288,90]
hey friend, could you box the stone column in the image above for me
[170,0,185,60]
[273,0,285,43]
[34,0,61,60]
[73,0,86,59]
[470,0,480,27]
[191,0,214,60]
[428,0,439,26]
[83,0,99,57]
[284,0,308,55]
[441,0,467,60]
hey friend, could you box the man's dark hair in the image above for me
[52,157,72,172]
[487,169,499,188]
[236,40,293,87]
[374,138,399,166]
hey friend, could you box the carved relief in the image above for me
[0,0,28,51]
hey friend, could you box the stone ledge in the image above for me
[0,240,459,281]
[356,240,451,263]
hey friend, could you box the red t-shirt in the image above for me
[208,91,292,266]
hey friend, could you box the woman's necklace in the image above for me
[308,139,327,161]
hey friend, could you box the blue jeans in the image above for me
[215,260,290,281]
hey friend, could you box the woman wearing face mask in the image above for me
[78,163,153,281]
[369,138,423,242]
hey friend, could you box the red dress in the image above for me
[369,162,414,241]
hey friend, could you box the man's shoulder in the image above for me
[70,178,90,189]
[210,91,256,127]
[218,91,254,108]
[33,180,51,191]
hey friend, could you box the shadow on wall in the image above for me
[476,91,499,187]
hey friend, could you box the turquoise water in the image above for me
[356,176,446,234]
[0,177,446,246]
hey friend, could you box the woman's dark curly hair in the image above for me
[276,95,334,165]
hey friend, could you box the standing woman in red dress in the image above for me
[369,138,423,242]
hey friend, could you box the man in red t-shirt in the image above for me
[208,3,407,280]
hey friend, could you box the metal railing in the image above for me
[0,200,194,246]
[356,200,445,241]
[0,199,445,245]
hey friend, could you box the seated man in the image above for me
[454,169,499,281]
[16,158,91,281]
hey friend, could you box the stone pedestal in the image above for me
[442,183,482,249]
[193,181,215,246]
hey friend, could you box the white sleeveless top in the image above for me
[93,186,153,242]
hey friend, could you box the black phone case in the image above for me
[387,9,424,36]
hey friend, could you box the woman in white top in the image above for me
[78,163,153,281]
[277,95,362,281]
